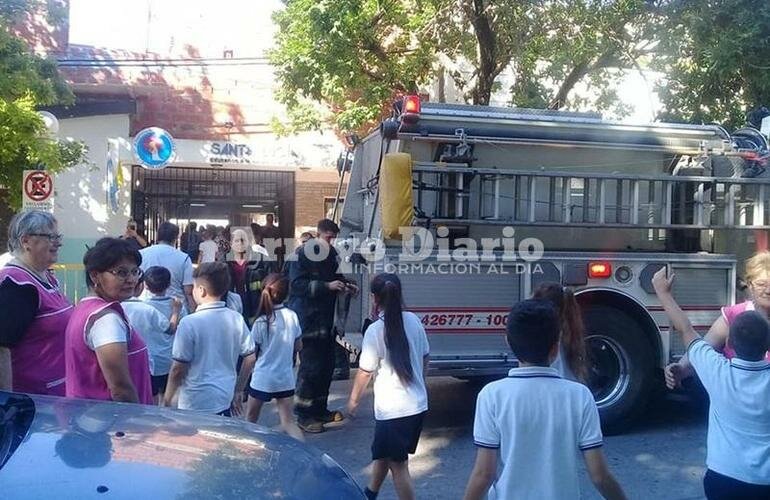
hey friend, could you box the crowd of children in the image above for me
[3,208,769,499]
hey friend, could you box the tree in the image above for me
[271,0,661,134]
[270,0,439,134]
[433,0,661,111]
[0,1,87,208]
[654,0,770,130]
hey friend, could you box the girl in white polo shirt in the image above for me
[243,273,304,441]
[533,282,588,383]
[347,273,430,500]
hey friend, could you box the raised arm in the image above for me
[651,268,699,347]
[168,298,182,334]
[666,315,729,388]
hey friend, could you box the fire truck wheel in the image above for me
[583,305,655,434]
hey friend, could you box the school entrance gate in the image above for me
[131,165,295,243]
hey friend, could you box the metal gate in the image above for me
[131,165,295,243]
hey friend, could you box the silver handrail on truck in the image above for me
[411,162,770,230]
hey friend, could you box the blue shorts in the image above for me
[248,387,295,402]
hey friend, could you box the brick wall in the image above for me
[295,170,347,233]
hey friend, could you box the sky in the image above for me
[69,0,283,57]
[68,0,660,123]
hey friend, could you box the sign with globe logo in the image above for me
[133,127,176,169]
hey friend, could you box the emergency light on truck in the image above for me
[588,262,612,279]
[401,95,421,124]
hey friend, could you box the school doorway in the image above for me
[131,165,295,244]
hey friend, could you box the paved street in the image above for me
[254,374,709,499]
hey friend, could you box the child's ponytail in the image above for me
[371,273,414,385]
[532,282,588,382]
[560,288,588,382]
[256,273,289,337]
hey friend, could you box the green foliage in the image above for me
[509,0,659,114]
[272,0,769,133]
[271,0,661,133]
[0,2,87,209]
[270,0,439,134]
[654,0,770,129]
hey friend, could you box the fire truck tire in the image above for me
[583,305,655,434]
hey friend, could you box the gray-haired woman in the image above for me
[0,210,73,395]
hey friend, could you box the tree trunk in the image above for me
[549,52,617,110]
[548,62,589,110]
[466,0,496,105]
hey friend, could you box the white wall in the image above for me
[55,114,133,262]
[170,133,342,170]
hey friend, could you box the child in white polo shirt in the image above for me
[652,268,770,499]
[122,267,182,404]
[164,262,256,416]
[463,299,626,500]
[241,273,304,441]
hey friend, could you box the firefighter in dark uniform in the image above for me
[289,219,357,433]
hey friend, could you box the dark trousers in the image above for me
[704,469,770,500]
[295,336,335,421]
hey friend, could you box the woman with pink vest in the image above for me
[65,237,152,404]
[665,251,770,389]
[0,210,73,395]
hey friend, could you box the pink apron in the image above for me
[720,301,770,360]
[0,265,72,395]
[65,296,153,404]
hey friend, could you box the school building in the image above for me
[6,1,347,299]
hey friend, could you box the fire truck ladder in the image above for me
[411,162,770,230]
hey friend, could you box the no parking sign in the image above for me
[22,170,54,212]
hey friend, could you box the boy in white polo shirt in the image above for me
[164,262,256,416]
[122,268,182,404]
[652,268,770,499]
[464,299,626,500]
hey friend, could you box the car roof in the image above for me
[1,392,363,499]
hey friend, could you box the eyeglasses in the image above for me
[29,233,63,243]
[107,267,143,280]
[751,280,770,290]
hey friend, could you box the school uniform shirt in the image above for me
[249,306,302,393]
[171,301,255,413]
[473,366,603,500]
[225,291,243,315]
[198,239,218,263]
[687,338,770,485]
[139,243,193,302]
[122,298,172,376]
[359,311,430,420]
